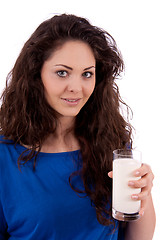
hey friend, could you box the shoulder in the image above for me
[0,135,14,144]
[0,135,14,149]
[0,135,16,165]
[0,136,19,192]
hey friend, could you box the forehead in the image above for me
[46,40,95,67]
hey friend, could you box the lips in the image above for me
[61,98,81,105]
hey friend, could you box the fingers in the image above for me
[131,187,149,200]
[132,195,147,217]
[128,174,153,190]
[128,163,154,215]
[133,164,154,180]
[128,164,154,192]
[128,177,146,188]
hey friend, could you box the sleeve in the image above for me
[0,199,8,240]
[0,144,9,240]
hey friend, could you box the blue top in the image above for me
[0,136,123,240]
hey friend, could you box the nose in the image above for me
[67,76,82,93]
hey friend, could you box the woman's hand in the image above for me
[108,163,154,216]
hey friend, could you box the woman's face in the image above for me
[41,40,96,119]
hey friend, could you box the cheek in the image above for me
[43,85,56,100]
[43,79,65,97]
[43,88,52,104]
[88,79,96,95]
[84,84,95,99]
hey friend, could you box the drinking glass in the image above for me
[112,149,142,221]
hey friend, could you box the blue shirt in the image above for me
[0,136,123,239]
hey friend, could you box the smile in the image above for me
[64,99,79,102]
[61,98,81,105]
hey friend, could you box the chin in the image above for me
[57,110,81,118]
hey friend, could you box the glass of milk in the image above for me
[112,149,142,221]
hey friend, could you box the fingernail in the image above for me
[139,209,144,216]
[128,181,134,186]
[135,171,140,176]
[131,195,139,200]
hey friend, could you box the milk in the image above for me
[113,158,141,214]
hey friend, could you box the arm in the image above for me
[108,164,156,240]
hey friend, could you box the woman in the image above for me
[0,14,155,239]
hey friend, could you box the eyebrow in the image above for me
[54,64,95,71]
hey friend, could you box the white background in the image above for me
[0,0,159,238]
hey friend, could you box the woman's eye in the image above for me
[57,70,68,77]
[83,72,93,78]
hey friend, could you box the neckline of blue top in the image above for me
[0,135,80,157]
[16,142,81,157]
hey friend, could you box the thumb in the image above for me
[108,171,113,178]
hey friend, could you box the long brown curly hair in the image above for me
[0,14,132,226]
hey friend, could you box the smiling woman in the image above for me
[41,40,96,118]
[0,13,155,240]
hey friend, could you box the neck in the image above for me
[56,116,75,138]
[40,116,79,153]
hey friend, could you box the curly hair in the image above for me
[0,14,132,226]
